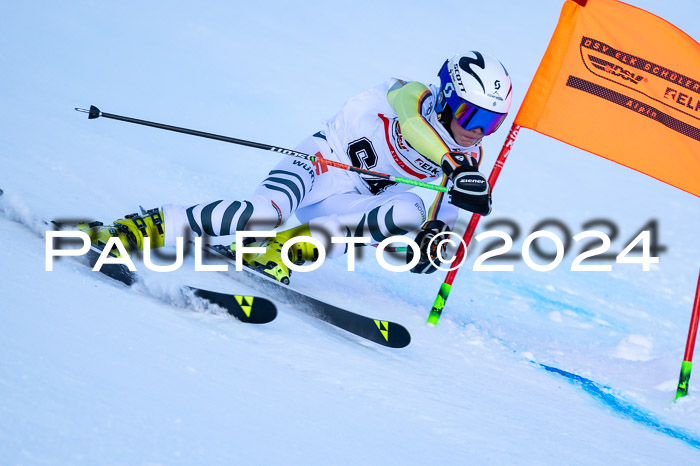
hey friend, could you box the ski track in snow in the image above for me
[4,189,700,456]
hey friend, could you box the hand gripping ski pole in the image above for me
[75,106,447,194]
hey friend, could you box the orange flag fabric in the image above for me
[515,0,700,197]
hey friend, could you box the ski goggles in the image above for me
[450,100,507,135]
[438,64,508,135]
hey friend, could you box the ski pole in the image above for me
[75,106,447,194]
[427,124,521,325]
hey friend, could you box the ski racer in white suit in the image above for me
[88,52,513,284]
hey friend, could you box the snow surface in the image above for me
[2,0,700,464]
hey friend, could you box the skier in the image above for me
[83,51,512,283]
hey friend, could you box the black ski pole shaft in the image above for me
[76,105,313,160]
[75,105,448,193]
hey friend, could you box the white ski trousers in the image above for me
[163,133,428,258]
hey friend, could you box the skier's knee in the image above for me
[387,192,427,232]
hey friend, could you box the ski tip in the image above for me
[388,325,411,348]
[373,321,411,348]
[191,288,277,324]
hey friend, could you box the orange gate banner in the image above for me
[515,0,700,197]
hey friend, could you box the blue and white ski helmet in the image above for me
[437,51,512,135]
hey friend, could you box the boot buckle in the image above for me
[125,213,148,237]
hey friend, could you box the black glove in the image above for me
[407,220,450,274]
[441,152,492,216]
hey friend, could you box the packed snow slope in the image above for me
[2,0,700,464]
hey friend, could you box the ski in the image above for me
[0,187,276,324]
[62,236,278,325]
[204,244,411,348]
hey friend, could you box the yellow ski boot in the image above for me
[231,224,319,285]
[78,208,165,257]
